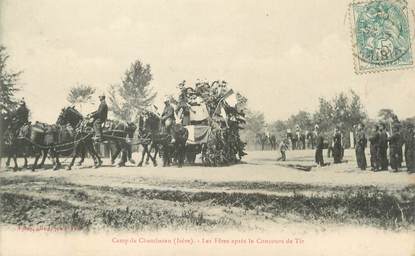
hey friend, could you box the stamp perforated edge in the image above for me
[348,0,414,74]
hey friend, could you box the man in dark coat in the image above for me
[377,123,389,170]
[90,95,108,142]
[161,98,175,135]
[332,127,343,164]
[404,125,415,173]
[369,124,380,171]
[11,99,29,129]
[314,126,324,166]
[355,123,367,170]
[389,124,402,172]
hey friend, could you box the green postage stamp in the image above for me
[351,0,413,73]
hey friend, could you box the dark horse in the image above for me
[17,121,75,171]
[160,123,189,167]
[56,106,102,170]
[1,111,32,170]
[57,106,137,169]
[136,111,163,167]
[136,111,188,167]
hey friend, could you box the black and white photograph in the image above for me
[0,0,414,255]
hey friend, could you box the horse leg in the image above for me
[87,142,102,168]
[77,146,86,166]
[38,149,48,169]
[31,153,40,172]
[117,143,127,167]
[50,150,61,171]
[12,153,18,171]
[111,142,121,165]
[23,154,28,169]
[67,144,79,171]
[137,145,147,167]
[150,144,158,167]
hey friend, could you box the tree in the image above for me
[109,60,156,122]
[66,84,96,113]
[378,109,396,124]
[287,111,313,131]
[349,90,368,126]
[240,110,266,147]
[0,46,22,112]
[313,97,334,133]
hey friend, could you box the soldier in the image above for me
[332,127,342,164]
[161,97,175,135]
[277,139,289,161]
[369,124,380,171]
[314,126,325,166]
[404,124,415,173]
[90,95,108,142]
[355,123,367,170]
[388,124,402,172]
[11,99,29,129]
[377,123,389,170]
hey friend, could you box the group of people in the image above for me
[354,122,415,172]
[276,121,415,173]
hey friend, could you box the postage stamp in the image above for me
[350,0,413,73]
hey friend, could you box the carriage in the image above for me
[184,124,211,164]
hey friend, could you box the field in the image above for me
[1,149,414,255]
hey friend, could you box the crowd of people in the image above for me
[276,121,415,173]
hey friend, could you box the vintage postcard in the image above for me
[0,0,414,255]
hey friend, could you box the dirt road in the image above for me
[1,149,414,255]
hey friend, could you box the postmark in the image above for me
[350,0,413,73]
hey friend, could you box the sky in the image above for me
[1,0,414,123]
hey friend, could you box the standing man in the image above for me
[404,124,415,173]
[355,123,367,170]
[369,124,380,171]
[315,125,325,167]
[332,127,343,164]
[277,139,289,161]
[90,95,108,142]
[161,97,175,136]
[378,123,389,170]
[389,124,402,172]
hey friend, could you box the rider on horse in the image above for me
[161,97,175,136]
[11,99,29,132]
[89,95,108,142]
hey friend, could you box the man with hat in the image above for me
[355,123,367,170]
[332,126,343,164]
[388,123,402,172]
[378,123,389,170]
[11,98,29,130]
[161,96,175,135]
[90,94,108,142]
[314,125,325,167]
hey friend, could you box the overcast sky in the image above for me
[1,0,414,123]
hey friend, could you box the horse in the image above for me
[56,106,103,170]
[136,111,163,167]
[1,111,33,171]
[17,120,77,171]
[102,119,137,167]
[159,123,189,167]
[56,106,137,168]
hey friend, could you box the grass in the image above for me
[0,176,414,231]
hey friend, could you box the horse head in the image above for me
[57,106,84,128]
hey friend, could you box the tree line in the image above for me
[242,91,414,149]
